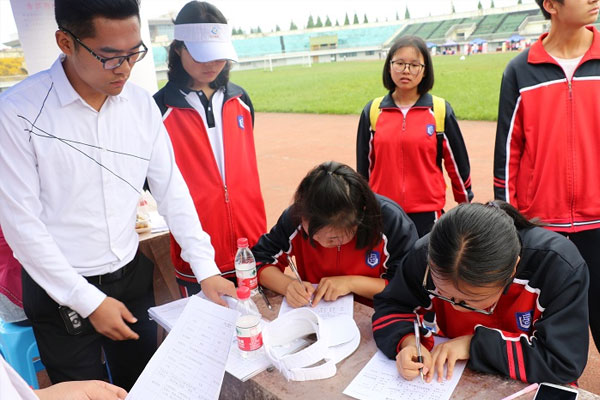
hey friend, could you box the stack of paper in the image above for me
[128,296,237,400]
[148,294,272,382]
[148,292,357,383]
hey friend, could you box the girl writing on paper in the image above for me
[356,36,473,237]
[372,201,589,384]
[154,1,266,296]
[252,161,418,308]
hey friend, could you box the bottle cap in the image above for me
[237,238,249,248]
[237,285,251,299]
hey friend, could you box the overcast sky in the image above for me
[0,0,536,43]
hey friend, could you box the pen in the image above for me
[500,383,539,400]
[287,256,313,307]
[413,319,424,382]
[258,285,272,310]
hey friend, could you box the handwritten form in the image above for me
[128,296,237,400]
[147,294,272,382]
[278,285,354,319]
[343,337,466,400]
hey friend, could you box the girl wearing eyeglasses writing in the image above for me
[373,201,589,384]
[357,36,473,237]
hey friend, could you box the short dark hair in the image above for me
[383,35,434,94]
[428,201,540,288]
[55,0,140,39]
[290,161,383,250]
[535,0,563,19]
[168,1,231,89]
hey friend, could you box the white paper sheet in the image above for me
[343,338,466,400]
[147,294,273,382]
[278,284,354,319]
[127,296,237,400]
[149,210,169,233]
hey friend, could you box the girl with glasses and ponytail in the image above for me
[373,201,589,385]
[357,35,473,237]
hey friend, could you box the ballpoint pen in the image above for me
[287,256,313,306]
[413,319,425,382]
[257,285,272,310]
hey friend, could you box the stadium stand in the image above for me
[495,10,539,34]
[428,18,466,40]
[233,25,402,58]
[471,14,506,36]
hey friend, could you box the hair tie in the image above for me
[486,201,499,209]
[327,171,333,175]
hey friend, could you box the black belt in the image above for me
[85,252,139,285]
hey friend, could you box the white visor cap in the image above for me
[174,23,238,62]
[263,308,360,381]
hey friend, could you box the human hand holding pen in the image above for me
[396,331,432,381]
[284,279,315,308]
[287,256,314,307]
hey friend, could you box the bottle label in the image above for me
[237,276,258,291]
[237,331,263,351]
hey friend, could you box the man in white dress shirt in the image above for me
[0,0,236,390]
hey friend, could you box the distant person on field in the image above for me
[494,0,600,351]
[252,161,418,308]
[153,1,266,296]
[357,35,473,237]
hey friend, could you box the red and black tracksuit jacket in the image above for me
[372,227,589,384]
[494,27,600,233]
[251,195,418,302]
[357,92,473,214]
[153,81,266,281]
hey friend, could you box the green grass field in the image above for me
[232,52,519,121]
[159,52,520,121]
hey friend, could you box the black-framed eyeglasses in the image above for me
[59,27,148,70]
[390,60,425,75]
[422,264,501,315]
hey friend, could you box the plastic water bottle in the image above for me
[235,286,263,359]
[235,238,258,295]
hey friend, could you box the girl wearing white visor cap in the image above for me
[153,2,266,296]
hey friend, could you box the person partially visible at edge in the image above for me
[373,202,589,385]
[1,353,127,400]
[153,1,266,297]
[357,35,473,238]
[252,161,418,308]
[493,0,600,352]
[0,226,26,323]
[0,0,235,390]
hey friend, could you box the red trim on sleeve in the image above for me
[397,333,413,354]
[372,317,414,332]
[506,341,516,380]
[515,341,527,382]
[373,313,415,329]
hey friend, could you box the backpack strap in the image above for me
[369,96,385,131]
[432,95,446,170]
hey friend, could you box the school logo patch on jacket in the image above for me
[426,124,435,136]
[365,251,380,268]
[237,115,245,130]
[515,310,533,331]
